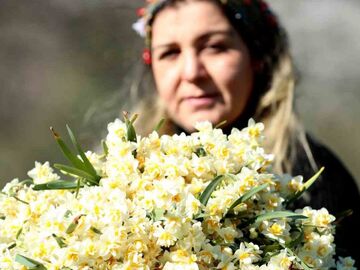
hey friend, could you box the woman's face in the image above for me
[151,0,254,132]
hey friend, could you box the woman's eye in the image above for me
[159,49,179,60]
[206,43,227,52]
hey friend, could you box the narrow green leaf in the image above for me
[254,211,308,224]
[16,227,22,239]
[90,226,102,235]
[195,147,207,157]
[12,196,29,205]
[215,120,227,129]
[64,210,72,218]
[66,125,98,179]
[52,234,67,248]
[199,175,225,206]
[227,183,268,214]
[285,167,324,206]
[8,243,16,250]
[286,229,304,249]
[15,254,47,270]
[101,140,108,156]
[19,179,34,186]
[126,119,137,143]
[54,164,97,184]
[50,127,86,170]
[33,180,81,191]
[0,215,5,220]
[75,178,81,198]
[66,214,85,234]
[154,118,165,132]
[284,246,312,270]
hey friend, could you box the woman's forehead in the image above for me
[151,1,232,46]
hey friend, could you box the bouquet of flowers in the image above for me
[0,115,356,269]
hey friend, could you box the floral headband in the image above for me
[133,0,279,65]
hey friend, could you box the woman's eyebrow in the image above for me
[152,30,234,51]
[196,30,235,43]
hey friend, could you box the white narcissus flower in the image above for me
[267,249,295,270]
[27,161,60,184]
[336,257,356,270]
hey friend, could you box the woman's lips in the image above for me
[182,94,220,108]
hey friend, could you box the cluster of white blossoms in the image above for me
[0,119,356,269]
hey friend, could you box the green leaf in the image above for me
[54,164,98,185]
[154,118,165,132]
[284,246,312,270]
[215,120,227,129]
[199,175,225,206]
[33,180,81,191]
[66,214,85,234]
[66,125,98,179]
[19,179,34,186]
[8,243,16,250]
[227,183,268,214]
[75,178,81,198]
[16,227,22,239]
[101,140,108,156]
[64,210,72,218]
[52,234,67,248]
[12,196,29,205]
[285,167,324,206]
[15,254,47,270]
[90,226,102,235]
[195,147,207,157]
[254,211,308,224]
[286,229,304,249]
[126,119,137,143]
[50,127,86,171]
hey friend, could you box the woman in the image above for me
[132,0,360,262]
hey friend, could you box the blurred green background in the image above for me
[0,0,359,190]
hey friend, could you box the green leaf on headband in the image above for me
[199,175,225,206]
[15,254,47,270]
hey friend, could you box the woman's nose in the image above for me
[181,52,207,82]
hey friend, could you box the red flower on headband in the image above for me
[142,48,152,65]
[137,7,146,17]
